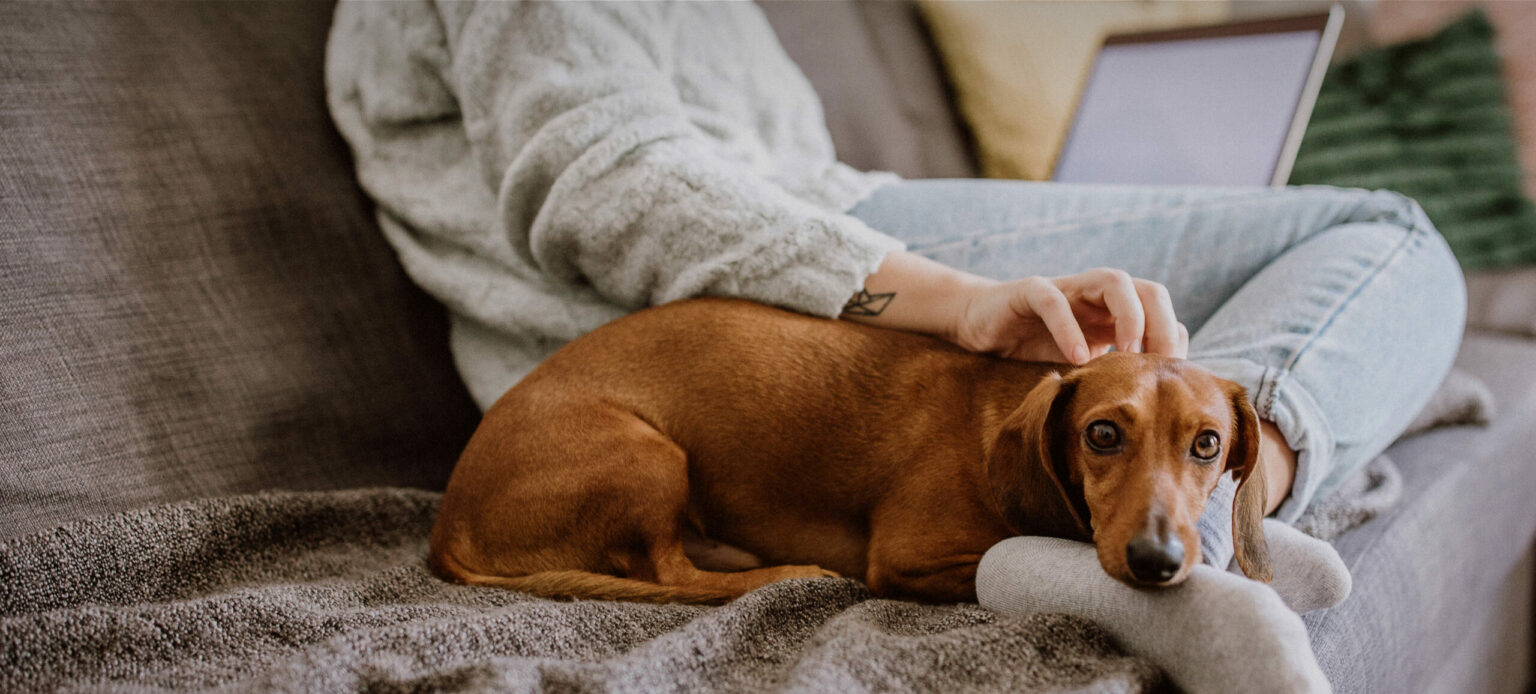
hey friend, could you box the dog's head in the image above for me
[984,352,1270,587]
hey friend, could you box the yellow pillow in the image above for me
[920,0,1231,180]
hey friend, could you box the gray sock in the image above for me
[1198,475,1351,614]
[976,536,1329,693]
[1248,519,1351,614]
[1196,474,1237,571]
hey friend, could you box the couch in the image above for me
[2,1,1531,692]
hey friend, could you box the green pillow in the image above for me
[1290,10,1536,270]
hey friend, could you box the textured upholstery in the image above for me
[1308,331,1536,693]
[0,1,481,539]
[1465,266,1536,336]
[758,0,976,180]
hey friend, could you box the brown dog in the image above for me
[430,297,1271,604]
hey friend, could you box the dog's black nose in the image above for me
[1126,535,1184,584]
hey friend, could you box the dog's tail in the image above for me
[452,569,737,605]
[431,551,735,605]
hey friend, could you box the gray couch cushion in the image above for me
[759,0,977,180]
[1465,266,1536,336]
[0,1,481,539]
[1307,331,1536,693]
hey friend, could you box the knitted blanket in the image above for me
[0,488,1165,693]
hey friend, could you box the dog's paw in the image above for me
[779,565,840,580]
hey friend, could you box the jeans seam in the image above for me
[1279,223,1425,375]
[1261,367,1281,421]
[910,190,1281,253]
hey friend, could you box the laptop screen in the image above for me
[1052,13,1339,187]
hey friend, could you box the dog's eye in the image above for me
[1191,431,1221,461]
[1084,420,1122,452]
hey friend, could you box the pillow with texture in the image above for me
[1367,0,1536,204]
[1290,10,1536,270]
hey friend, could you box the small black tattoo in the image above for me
[843,289,896,316]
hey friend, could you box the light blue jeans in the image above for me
[847,180,1466,525]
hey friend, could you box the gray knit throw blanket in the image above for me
[0,488,1166,693]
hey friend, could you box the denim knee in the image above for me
[1376,189,1466,343]
[1296,189,1467,507]
[1420,223,1468,345]
[1337,187,1466,342]
[1336,187,1436,232]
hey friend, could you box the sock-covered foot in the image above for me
[1253,518,1351,614]
[976,536,1328,694]
[1198,476,1351,614]
[1196,474,1238,571]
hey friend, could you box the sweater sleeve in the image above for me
[438,1,904,317]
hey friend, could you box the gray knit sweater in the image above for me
[325,0,904,409]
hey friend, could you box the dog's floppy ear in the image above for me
[985,373,1091,539]
[1226,387,1273,582]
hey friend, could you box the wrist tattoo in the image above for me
[843,288,896,317]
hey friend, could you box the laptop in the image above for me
[1051,6,1345,188]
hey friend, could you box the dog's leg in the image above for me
[680,522,764,572]
[862,494,999,603]
[645,486,838,595]
[651,540,841,596]
[863,552,983,604]
[865,526,986,603]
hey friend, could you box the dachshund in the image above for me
[429,297,1271,604]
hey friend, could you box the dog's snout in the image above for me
[1125,534,1184,584]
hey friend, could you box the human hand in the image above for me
[950,268,1188,364]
